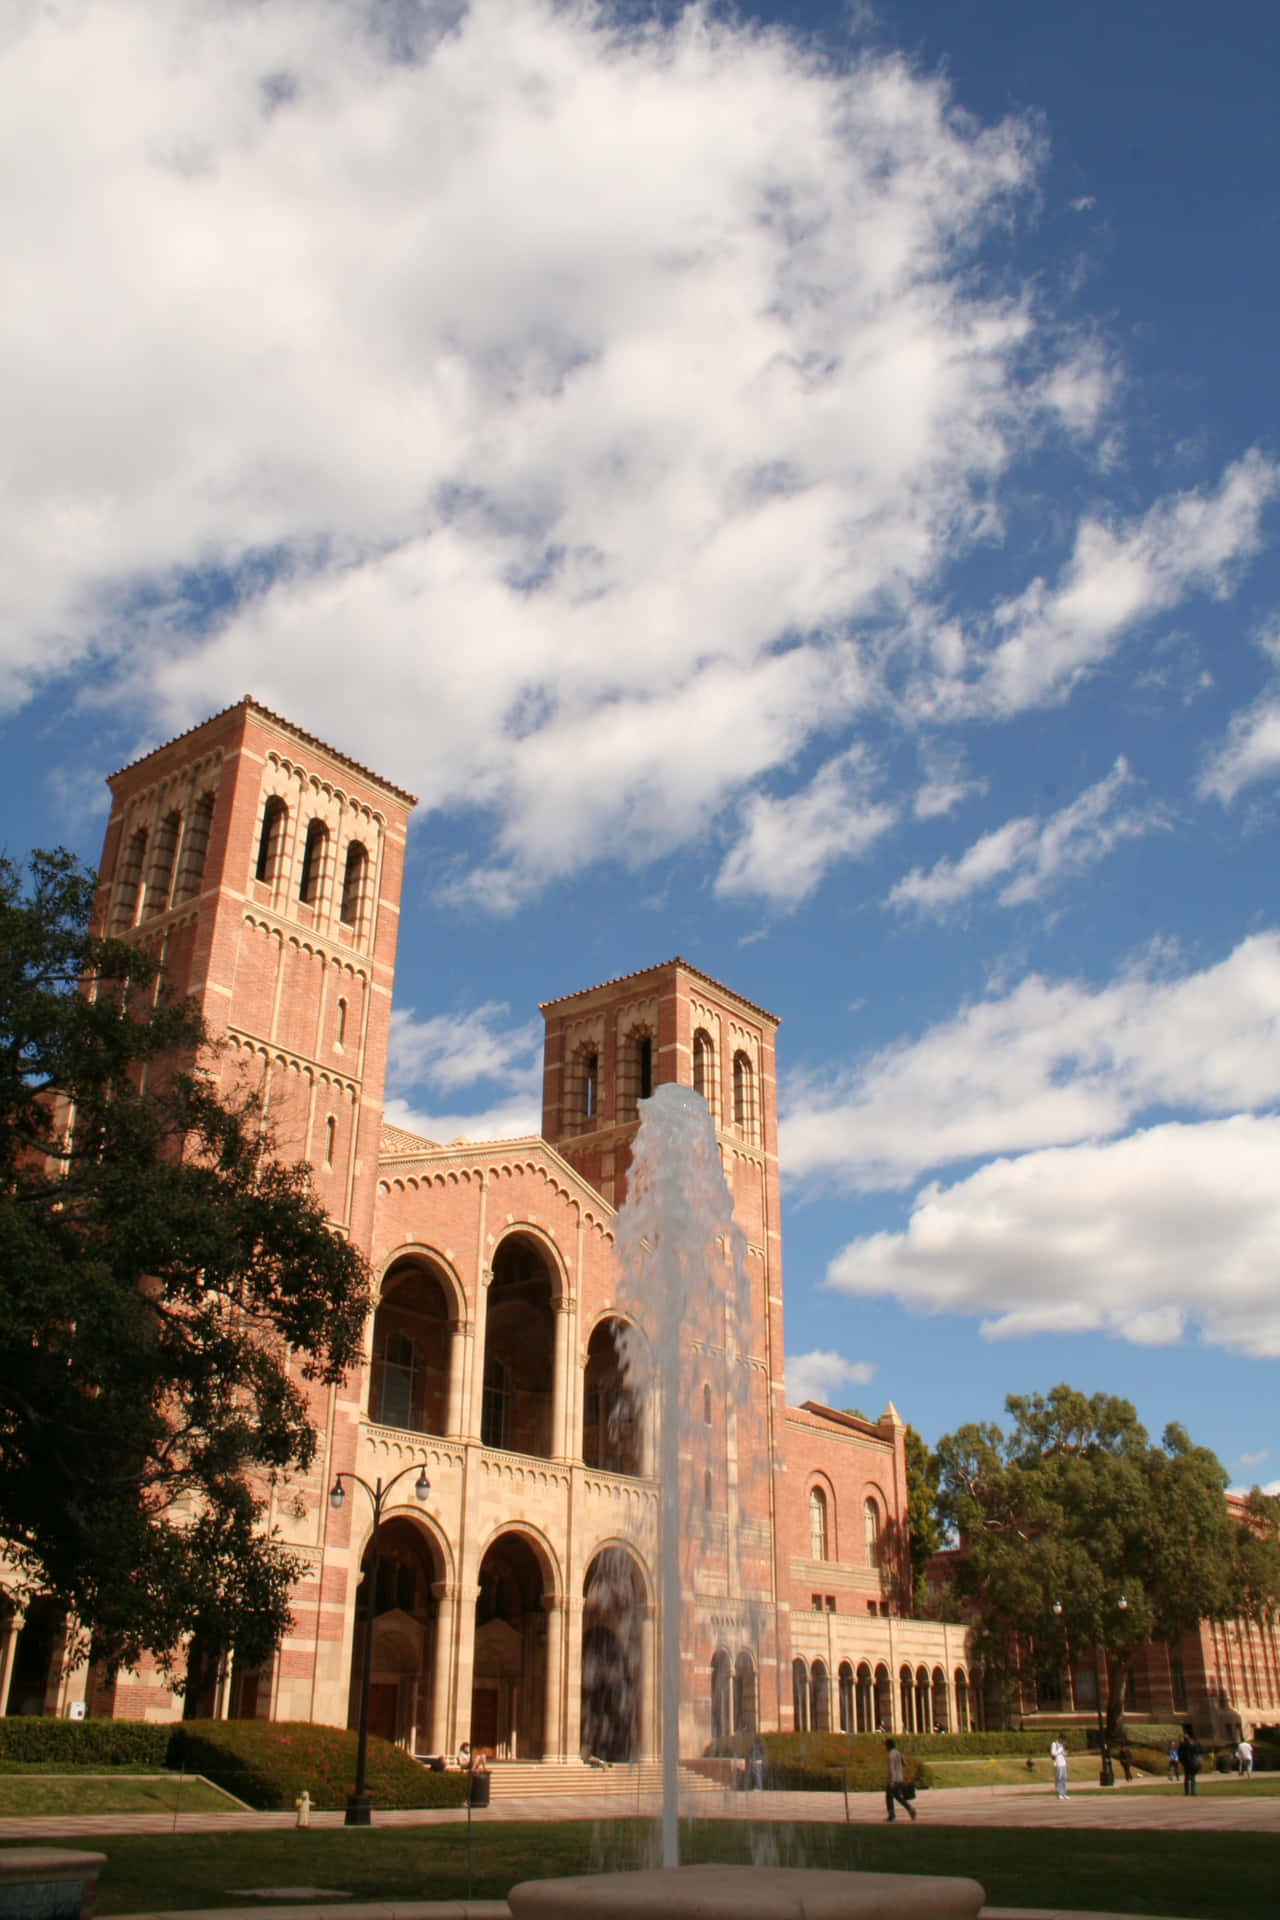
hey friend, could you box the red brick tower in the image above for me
[539,960,793,1740]
[91,699,415,1719]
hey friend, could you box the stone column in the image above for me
[542,1595,566,1758]
[445,1324,468,1437]
[563,1595,585,1762]
[0,1611,20,1717]
[466,1271,492,1440]
[429,1582,457,1755]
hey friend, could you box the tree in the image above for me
[903,1423,942,1612]
[933,1383,1280,1742]
[0,849,372,1683]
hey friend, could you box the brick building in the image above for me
[19,701,1271,1754]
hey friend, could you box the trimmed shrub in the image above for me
[0,1719,171,1769]
[166,1721,468,1812]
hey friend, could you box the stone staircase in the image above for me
[483,1760,724,1800]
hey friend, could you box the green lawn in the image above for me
[11,1819,1268,1920]
[0,1776,241,1816]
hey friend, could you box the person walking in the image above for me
[1049,1735,1069,1800]
[1236,1737,1253,1779]
[885,1739,916,1822]
[1177,1725,1201,1796]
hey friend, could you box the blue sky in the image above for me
[3,0,1278,1487]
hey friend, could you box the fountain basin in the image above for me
[509,1865,986,1920]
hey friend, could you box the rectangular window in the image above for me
[825,1595,836,1612]
[811,1594,823,1612]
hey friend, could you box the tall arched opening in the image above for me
[472,1531,554,1758]
[369,1257,456,1435]
[346,1517,444,1752]
[710,1649,732,1743]
[581,1547,646,1762]
[855,1661,873,1732]
[482,1234,558,1458]
[733,1651,757,1734]
[582,1318,642,1475]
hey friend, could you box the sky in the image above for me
[3,0,1279,1490]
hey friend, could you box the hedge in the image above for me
[705,1732,930,1792]
[0,1719,171,1769]
[165,1721,468,1812]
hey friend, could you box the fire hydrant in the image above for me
[295,1790,312,1830]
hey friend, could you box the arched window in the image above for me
[113,826,148,930]
[637,1033,652,1101]
[732,1050,754,1137]
[256,796,287,883]
[809,1486,828,1561]
[175,791,214,901]
[336,996,348,1047]
[340,840,368,930]
[371,1329,416,1430]
[703,1383,712,1427]
[734,1651,755,1733]
[583,1050,599,1122]
[899,1664,914,1733]
[703,1468,713,1510]
[915,1665,930,1734]
[145,810,181,916]
[792,1658,810,1732]
[811,1660,830,1733]
[931,1667,948,1733]
[323,1115,336,1167]
[299,818,328,905]
[856,1662,874,1733]
[838,1662,854,1733]
[692,1028,715,1113]
[864,1497,880,1569]
[480,1357,511,1451]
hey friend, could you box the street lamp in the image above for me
[329,1462,431,1825]
[1051,1595,1127,1787]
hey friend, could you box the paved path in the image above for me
[2,1780,1277,1839]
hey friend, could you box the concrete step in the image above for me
[483,1761,722,1799]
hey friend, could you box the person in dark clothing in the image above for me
[1177,1725,1201,1796]
[885,1739,916,1822]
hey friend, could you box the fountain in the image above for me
[510,1086,985,1920]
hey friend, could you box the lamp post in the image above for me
[329,1461,431,1826]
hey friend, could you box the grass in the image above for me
[5,1819,1267,1920]
[0,1775,241,1816]
[926,1755,1112,1788]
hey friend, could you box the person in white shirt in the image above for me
[1050,1736,1068,1800]
[1236,1738,1253,1779]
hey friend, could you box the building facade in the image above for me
[6,702,1269,1750]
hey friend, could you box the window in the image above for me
[710,1651,732,1741]
[145,810,181,916]
[372,1330,416,1429]
[704,1468,713,1509]
[703,1383,712,1426]
[692,1028,715,1115]
[732,1050,753,1134]
[336,996,348,1047]
[175,791,214,901]
[340,841,368,929]
[113,826,148,930]
[323,1115,336,1168]
[299,819,327,905]
[256,796,287,883]
[863,1497,880,1569]
[811,1593,823,1612]
[838,1663,854,1734]
[583,1051,599,1121]
[1169,1649,1187,1708]
[637,1034,652,1100]
[481,1358,511,1450]
[808,1486,828,1561]
[825,1595,836,1612]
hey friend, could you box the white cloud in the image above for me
[945,454,1278,717]
[386,1003,541,1096]
[1199,619,1280,803]
[382,1092,543,1146]
[826,1115,1280,1358]
[715,746,897,907]
[888,757,1162,914]
[1237,1449,1270,1468]
[781,929,1280,1188]
[785,1348,876,1408]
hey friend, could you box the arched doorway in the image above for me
[482,1235,558,1459]
[734,1651,756,1733]
[582,1319,642,1474]
[793,1658,810,1731]
[347,1517,443,1752]
[931,1667,948,1732]
[3,1598,62,1717]
[369,1258,456,1434]
[874,1663,892,1731]
[581,1547,645,1762]
[955,1667,970,1732]
[472,1531,553,1757]
[899,1663,914,1732]
[915,1665,930,1734]
[811,1659,830,1732]
[710,1649,732,1742]
[855,1662,873,1732]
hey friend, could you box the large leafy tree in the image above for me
[0,849,371,1681]
[903,1423,942,1612]
[933,1384,1280,1741]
